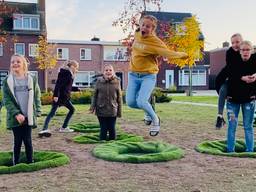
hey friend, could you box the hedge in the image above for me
[195,140,256,158]
[92,141,184,163]
[0,151,70,174]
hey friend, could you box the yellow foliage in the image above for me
[165,15,204,68]
[35,36,57,70]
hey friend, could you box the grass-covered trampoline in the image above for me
[195,140,256,158]
[73,132,144,144]
[0,151,70,174]
[92,141,184,163]
[70,123,100,133]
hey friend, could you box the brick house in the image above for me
[0,0,46,89]
[147,11,210,90]
[47,39,129,90]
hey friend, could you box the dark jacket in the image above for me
[53,68,74,105]
[91,76,122,117]
[227,54,256,103]
[215,47,241,93]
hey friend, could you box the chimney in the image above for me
[37,0,46,35]
[222,41,229,48]
[91,36,100,41]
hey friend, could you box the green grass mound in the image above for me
[92,141,184,163]
[73,132,144,144]
[0,151,70,174]
[70,123,100,133]
[195,140,256,158]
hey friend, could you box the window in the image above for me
[80,48,91,60]
[57,48,69,60]
[104,46,129,61]
[14,43,25,55]
[0,43,3,56]
[0,71,8,88]
[179,69,206,86]
[73,71,95,87]
[29,44,38,57]
[13,14,40,31]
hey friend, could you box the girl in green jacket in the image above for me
[2,54,41,165]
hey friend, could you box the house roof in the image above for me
[146,11,204,40]
[48,39,124,46]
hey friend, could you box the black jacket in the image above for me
[215,47,241,93]
[53,68,74,104]
[227,54,256,103]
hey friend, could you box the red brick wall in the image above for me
[210,48,228,76]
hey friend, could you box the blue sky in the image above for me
[8,0,256,50]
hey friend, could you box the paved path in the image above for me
[171,101,217,107]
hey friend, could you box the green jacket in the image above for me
[91,76,122,117]
[2,74,41,129]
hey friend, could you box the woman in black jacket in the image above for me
[225,41,256,153]
[39,60,79,137]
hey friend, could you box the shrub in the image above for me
[152,87,172,103]
[41,91,53,105]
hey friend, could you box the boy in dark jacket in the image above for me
[226,41,256,152]
[90,64,122,140]
[215,33,243,129]
[38,60,79,137]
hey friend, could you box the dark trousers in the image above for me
[97,116,117,140]
[43,100,75,130]
[12,124,33,165]
[218,82,228,115]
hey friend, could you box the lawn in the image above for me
[0,99,255,192]
[171,95,218,105]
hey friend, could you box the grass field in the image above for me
[0,96,255,192]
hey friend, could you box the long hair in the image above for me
[10,54,30,75]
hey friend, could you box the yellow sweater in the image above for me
[130,31,187,74]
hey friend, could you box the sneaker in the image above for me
[149,116,160,136]
[38,130,52,137]
[215,116,225,129]
[59,127,74,133]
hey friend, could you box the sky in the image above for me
[7,0,256,50]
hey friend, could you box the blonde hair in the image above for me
[10,54,29,75]
[64,60,79,68]
[140,15,158,32]
[240,40,253,50]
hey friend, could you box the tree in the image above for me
[0,0,19,44]
[165,15,204,96]
[113,0,163,35]
[35,35,57,92]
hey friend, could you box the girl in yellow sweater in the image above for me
[126,15,187,136]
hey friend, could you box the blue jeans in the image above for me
[226,101,255,152]
[126,72,158,123]
[43,100,75,130]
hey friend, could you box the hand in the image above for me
[180,53,189,59]
[53,97,58,102]
[241,76,256,83]
[15,114,25,124]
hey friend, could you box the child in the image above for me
[38,60,79,137]
[90,64,122,141]
[2,54,41,165]
[126,15,187,136]
[215,33,243,129]
[226,41,256,152]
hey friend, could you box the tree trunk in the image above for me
[44,69,48,92]
[188,67,193,96]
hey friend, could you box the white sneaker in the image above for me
[149,117,160,136]
[59,127,74,133]
[38,130,51,137]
